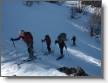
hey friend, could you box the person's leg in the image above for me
[27,43,34,59]
[60,48,63,56]
[30,43,34,57]
[73,40,76,46]
[56,47,64,60]
[73,40,75,45]
[74,41,76,45]
[47,45,51,53]
[28,47,32,59]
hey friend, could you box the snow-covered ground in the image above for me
[1,0,102,77]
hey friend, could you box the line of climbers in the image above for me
[11,30,76,60]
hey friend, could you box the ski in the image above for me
[17,56,37,65]
[56,55,64,60]
[17,59,32,65]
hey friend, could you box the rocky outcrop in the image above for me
[57,66,88,76]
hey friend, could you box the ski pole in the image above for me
[11,40,20,68]
[12,40,16,48]
[65,48,69,56]
[12,41,20,68]
[11,40,17,57]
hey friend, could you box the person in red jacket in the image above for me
[11,30,34,60]
[42,34,51,54]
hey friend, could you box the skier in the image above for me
[10,30,34,60]
[42,34,51,54]
[71,35,76,46]
[55,37,67,60]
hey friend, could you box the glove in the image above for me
[55,40,57,44]
[65,47,67,50]
[41,39,44,42]
[10,38,14,41]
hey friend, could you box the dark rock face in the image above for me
[57,66,88,76]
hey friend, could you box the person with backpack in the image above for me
[42,34,51,54]
[71,35,76,46]
[55,37,67,60]
[10,30,34,60]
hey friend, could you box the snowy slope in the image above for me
[1,0,102,77]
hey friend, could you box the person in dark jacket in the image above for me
[11,30,34,60]
[42,34,51,54]
[71,36,76,46]
[55,37,67,60]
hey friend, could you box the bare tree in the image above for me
[89,7,101,37]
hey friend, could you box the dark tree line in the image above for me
[82,0,101,8]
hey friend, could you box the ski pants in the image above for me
[60,47,63,56]
[27,42,34,58]
[73,40,76,45]
[47,44,51,53]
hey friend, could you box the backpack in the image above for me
[22,32,33,42]
[57,33,67,41]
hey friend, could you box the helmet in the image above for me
[45,34,49,38]
[19,30,25,35]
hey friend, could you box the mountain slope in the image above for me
[1,0,102,77]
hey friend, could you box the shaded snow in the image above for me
[1,0,102,77]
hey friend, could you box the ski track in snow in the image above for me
[67,20,89,32]
[67,48,101,67]
[87,44,101,51]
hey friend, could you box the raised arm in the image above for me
[42,38,46,42]
[55,40,58,44]
[11,36,21,41]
